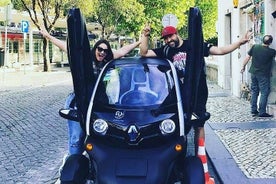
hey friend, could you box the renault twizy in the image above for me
[60,7,205,184]
[60,57,204,184]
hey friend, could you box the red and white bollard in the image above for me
[197,138,215,184]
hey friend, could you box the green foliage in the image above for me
[12,0,218,43]
[6,0,219,71]
[115,0,145,38]
[136,0,217,41]
[67,0,95,17]
[206,36,218,46]
[12,0,218,42]
[17,0,65,71]
[84,0,145,39]
[10,0,23,10]
[0,0,11,7]
[136,0,194,39]
[162,0,194,38]
[19,0,62,29]
[195,0,218,40]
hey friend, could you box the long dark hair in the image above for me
[91,39,114,63]
[90,39,114,76]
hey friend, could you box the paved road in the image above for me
[0,66,221,184]
[0,67,72,183]
[0,66,275,184]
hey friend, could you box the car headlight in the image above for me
[93,119,108,135]
[159,119,176,135]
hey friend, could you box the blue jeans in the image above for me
[250,75,271,115]
[64,93,85,155]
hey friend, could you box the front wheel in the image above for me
[182,156,205,184]
[60,154,89,184]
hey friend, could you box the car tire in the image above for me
[182,156,205,184]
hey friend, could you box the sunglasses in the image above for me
[97,46,109,53]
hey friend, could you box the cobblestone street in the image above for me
[0,67,71,183]
[206,82,276,184]
[0,67,275,183]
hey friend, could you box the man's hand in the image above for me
[239,29,253,45]
[240,66,246,73]
[139,23,153,57]
[142,24,151,37]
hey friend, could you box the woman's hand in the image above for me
[39,28,52,40]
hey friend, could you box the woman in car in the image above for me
[40,28,141,170]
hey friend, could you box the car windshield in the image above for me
[94,63,174,107]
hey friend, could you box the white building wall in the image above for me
[265,0,276,104]
[217,1,230,89]
[217,0,276,106]
[217,0,243,93]
[231,8,243,96]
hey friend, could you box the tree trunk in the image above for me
[42,38,51,72]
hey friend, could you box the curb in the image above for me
[206,122,276,184]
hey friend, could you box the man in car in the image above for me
[140,24,252,183]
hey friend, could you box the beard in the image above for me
[167,37,180,48]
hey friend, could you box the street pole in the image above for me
[24,33,26,74]
[29,28,33,67]
[21,20,29,74]
[4,4,12,68]
[4,24,8,66]
[2,4,12,84]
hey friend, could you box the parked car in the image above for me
[60,57,205,184]
[60,7,205,184]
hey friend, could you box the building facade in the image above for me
[0,6,101,68]
[214,0,276,114]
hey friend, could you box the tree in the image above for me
[195,0,218,41]
[10,0,218,72]
[137,0,168,38]
[114,0,145,39]
[137,0,194,45]
[136,0,217,43]
[89,0,144,39]
[0,0,11,6]
[17,0,64,71]
[15,0,92,71]
[162,0,194,38]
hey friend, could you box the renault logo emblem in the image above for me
[128,125,138,134]
[128,125,139,142]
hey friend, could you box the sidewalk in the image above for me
[206,82,276,184]
[0,65,72,93]
[1,65,275,183]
